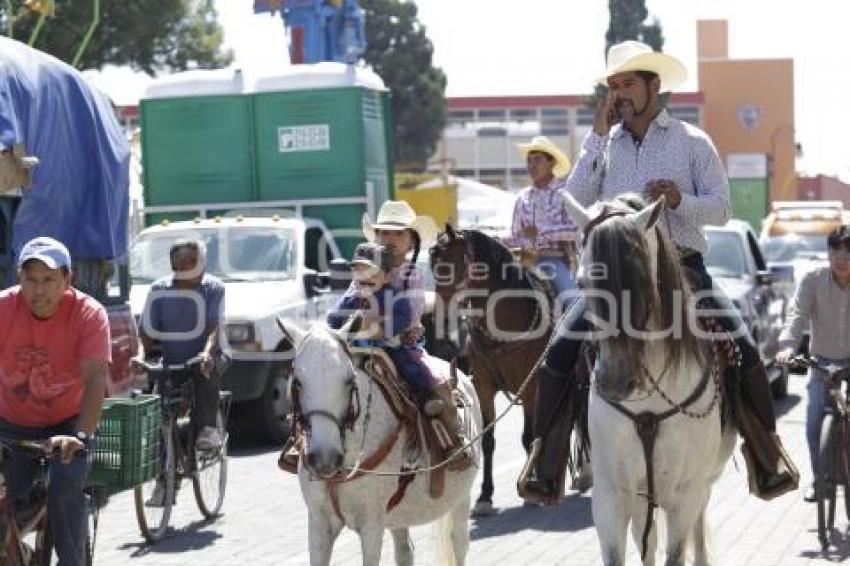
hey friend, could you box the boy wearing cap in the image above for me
[0,236,110,565]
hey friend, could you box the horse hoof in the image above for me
[471,500,496,517]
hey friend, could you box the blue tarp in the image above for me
[0,36,129,260]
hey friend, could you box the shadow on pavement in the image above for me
[799,525,850,561]
[773,392,802,420]
[118,520,223,556]
[470,493,593,540]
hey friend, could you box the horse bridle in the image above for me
[289,330,361,441]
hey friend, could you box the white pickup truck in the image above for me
[129,214,348,441]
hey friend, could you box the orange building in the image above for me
[697,20,797,227]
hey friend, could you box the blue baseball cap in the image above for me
[17,236,72,270]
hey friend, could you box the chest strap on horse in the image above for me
[604,366,712,562]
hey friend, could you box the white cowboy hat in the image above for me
[362,200,439,247]
[598,40,687,93]
[515,136,571,177]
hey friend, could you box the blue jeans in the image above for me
[534,255,576,310]
[0,418,91,566]
[806,357,850,478]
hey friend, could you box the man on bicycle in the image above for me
[776,225,850,502]
[136,239,225,455]
[0,236,110,565]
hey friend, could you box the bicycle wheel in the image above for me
[192,409,228,519]
[134,421,175,542]
[817,413,838,551]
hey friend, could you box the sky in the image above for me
[90,0,850,181]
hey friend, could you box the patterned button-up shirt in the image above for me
[566,109,731,254]
[508,177,580,251]
[778,266,850,359]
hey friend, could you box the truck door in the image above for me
[304,226,342,319]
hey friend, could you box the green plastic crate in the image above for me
[89,394,161,490]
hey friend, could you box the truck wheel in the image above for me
[254,371,291,444]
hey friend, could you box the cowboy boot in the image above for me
[426,383,473,472]
[734,363,800,500]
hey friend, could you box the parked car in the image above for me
[705,220,792,398]
[129,215,346,442]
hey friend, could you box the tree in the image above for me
[590,0,664,103]
[604,0,663,57]
[361,0,446,171]
[0,0,232,74]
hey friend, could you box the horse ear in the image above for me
[629,196,665,231]
[561,192,590,231]
[337,311,364,340]
[276,317,306,351]
[445,223,456,239]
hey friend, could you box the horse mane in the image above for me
[460,229,531,291]
[586,198,704,388]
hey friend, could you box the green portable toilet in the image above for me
[140,69,256,224]
[252,64,393,255]
[139,64,392,255]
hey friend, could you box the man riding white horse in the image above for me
[520,40,799,503]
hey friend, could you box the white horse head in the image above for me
[279,317,361,479]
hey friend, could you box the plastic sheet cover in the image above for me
[0,37,129,260]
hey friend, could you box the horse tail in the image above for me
[432,510,456,566]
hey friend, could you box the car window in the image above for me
[705,231,746,278]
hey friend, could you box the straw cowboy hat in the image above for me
[362,200,439,247]
[598,40,687,93]
[516,136,571,178]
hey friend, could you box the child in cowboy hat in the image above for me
[362,201,471,468]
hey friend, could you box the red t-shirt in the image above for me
[0,286,111,427]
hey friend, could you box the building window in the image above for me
[478,109,506,121]
[509,108,537,121]
[448,110,474,127]
[540,107,569,136]
[577,106,595,126]
[477,127,506,138]
[668,105,700,126]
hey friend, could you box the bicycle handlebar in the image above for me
[787,355,850,380]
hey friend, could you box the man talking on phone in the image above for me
[520,40,799,503]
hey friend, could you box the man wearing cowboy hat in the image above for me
[509,136,579,298]
[521,40,799,503]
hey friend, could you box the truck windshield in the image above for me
[131,227,295,283]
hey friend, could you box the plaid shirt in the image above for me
[507,177,580,250]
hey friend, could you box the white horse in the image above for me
[279,319,482,566]
[562,194,737,566]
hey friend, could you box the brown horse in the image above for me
[429,225,556,515]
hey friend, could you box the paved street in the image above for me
[92,373,842,565]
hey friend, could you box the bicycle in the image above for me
[0,437,97,565]
[132,356,232,543]
[789,356,850,553]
